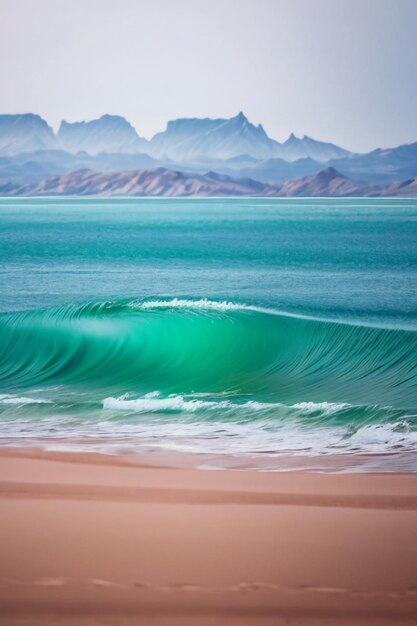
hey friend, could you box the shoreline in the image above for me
[1,447,417,624]
[2,443,417,473]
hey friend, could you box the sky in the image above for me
[0,0,416,152]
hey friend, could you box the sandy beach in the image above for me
[0,449,416,625]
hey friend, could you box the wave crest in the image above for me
[130,298,246,311]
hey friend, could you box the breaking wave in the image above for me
[0,297,416,465]
[0,297,416,408]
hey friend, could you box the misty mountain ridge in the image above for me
[0,112,416,194]
[0,112,351,163]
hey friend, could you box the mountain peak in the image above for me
[317,166,343,179]
[231,111,249,126]
[0,113,57,155]
[148,112,279,161]
[59,115,133,130]
[284,133,299,144]
[279,134,350,162]
[57,115,144,155]
[0,113,47,125]
[98,114,132,126]
[277,166,368,197]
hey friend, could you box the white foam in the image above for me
[129,298,247,311]
[348,422,417,449]
[102,393,283,413]
[3,398,417,470]
[0,394,52,405]
[292,401,350,414]
[102,393,350,416]
[103,394,220,413]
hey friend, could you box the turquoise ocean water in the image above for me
[0,198,416,470]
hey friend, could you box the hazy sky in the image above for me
[0,0,416,152]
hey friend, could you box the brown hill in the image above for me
[4,168,279,197]
[276,167,373,197]
[1,166,416,197]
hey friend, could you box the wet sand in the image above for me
[1,448,417,625]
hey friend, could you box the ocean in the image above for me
[1,197,417,470]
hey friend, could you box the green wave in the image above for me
[0,298,416,419]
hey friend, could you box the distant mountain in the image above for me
[1,112,417,188]
[224,154,260,166]
[1,167,280,197]
[276,167,374,197]
[0,155,50,185]
[327,140,417,184]
[225,156,323,184]
[0,150,339,188]
[276,133,351,162]
[0,149,161,185]
[145,115,351,163]
[145,112,281,161]
[379,177,417,198]
[0,111,352,164]
[2,165,414,198]
[0,114,58,155]
[57,115,146,155]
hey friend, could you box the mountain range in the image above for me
[2,166,415,198]
[0,112,350,162]
[0,112,416,196]
[142,113,350,162]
